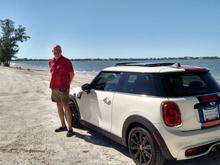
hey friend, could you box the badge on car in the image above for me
[210,102,216,106]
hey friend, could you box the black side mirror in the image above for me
[81,83,91,93]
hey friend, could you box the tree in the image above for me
[0,19,30,66]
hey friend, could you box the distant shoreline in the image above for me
[12,56,220,61]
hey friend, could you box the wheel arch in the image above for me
[122,115,174,160]
[69,96,81,119]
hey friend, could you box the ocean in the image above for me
[11,59,220,80]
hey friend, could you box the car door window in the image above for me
[91,72,120,91]
[119,73,155,95]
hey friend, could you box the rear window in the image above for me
[162,72,220,97]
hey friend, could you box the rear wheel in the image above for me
[128,127,165,165]
[69,99,82,128]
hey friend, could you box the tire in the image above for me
[128,127,165,165]
[69,99,82,128]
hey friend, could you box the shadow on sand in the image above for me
[73,127,130,158]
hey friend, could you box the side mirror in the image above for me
[81,83,91,93]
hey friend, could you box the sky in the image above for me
[0,0,220,59]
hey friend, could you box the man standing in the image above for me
[49,45,74,137]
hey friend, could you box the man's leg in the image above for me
[63,102,74,137]
[63,102,73,131]
[56,102,66,127]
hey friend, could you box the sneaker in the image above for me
[55,126,67,132]
[66,130,74,137]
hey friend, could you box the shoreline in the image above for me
[10,59,220,81]
[2,65,220,85]
[8,65,220,82]
[10,64,98,77]
[12,57,220,61]
[3,65,220,84]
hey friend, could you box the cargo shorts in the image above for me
[51,89,69,103]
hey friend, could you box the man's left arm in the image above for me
[67,60,74,85]
[69,72,74,85]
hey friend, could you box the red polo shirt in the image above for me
[49,55,74,89]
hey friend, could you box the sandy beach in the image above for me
[1,66,220,165]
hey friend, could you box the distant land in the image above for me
[13,56,220,61]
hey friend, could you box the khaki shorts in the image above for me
[51,89,69,103]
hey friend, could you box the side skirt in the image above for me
[80,120,127,147]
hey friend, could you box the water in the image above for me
[11,59,220,80]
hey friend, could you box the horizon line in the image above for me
[12,56,220,61]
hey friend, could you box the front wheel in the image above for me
[69,100,82,128]
[128,127,165,165]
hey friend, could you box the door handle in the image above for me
[103,97,111,105]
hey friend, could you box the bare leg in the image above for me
[63,102,73,130]
[56,102,65,127]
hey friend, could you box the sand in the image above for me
[0,66,220,165]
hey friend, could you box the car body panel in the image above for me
[111,93,168,137]
[103,65,208,73]
[78,89,114,132]
[165,96,202,131]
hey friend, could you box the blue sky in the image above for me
[0,0,220,59]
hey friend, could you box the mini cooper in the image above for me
[69,62,220,165]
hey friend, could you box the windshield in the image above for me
[162,72,220,97]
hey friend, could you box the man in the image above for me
[49,45,75,137]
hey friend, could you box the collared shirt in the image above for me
[49,55,74,89]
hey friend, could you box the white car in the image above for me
[69,62,220,165]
